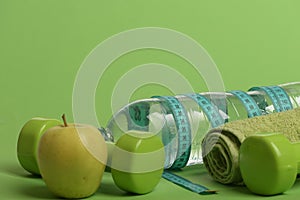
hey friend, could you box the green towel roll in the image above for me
[201,107,300,185]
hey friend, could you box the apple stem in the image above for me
[62,114,68,127]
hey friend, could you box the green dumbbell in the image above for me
[239,133,300,196]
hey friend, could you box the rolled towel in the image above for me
[202,107,300,185]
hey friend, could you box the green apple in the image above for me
[17,117,62,175]
[111,131,165,194]
[37,114,107,199]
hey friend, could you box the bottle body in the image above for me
[101,82,300,169]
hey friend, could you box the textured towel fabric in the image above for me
[201,107,300,185]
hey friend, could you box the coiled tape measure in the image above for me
[185,94,224,128]
[229,90,262,118]
[155,95,217,194]
[155,96,192,170]
[126,85,293,195]
[249,85,293,112]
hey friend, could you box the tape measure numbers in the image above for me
[249,86,282,112]
[162,170,216,195]
[229,90,262,118]
[154,96,192,170]
[152,95,215,194]
[268,86,293,111]
[249,86,292,112]
[185,93,224,128]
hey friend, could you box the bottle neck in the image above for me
[98,127,114,142]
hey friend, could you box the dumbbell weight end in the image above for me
[239,133,300,196]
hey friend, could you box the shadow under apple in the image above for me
[19,185,57,199]
[97,181,135,197]
[1,164,41,179]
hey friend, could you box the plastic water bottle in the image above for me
[99,82,300,169]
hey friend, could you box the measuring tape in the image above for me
[153,95,219,194]
[248,86,292,112]
[162,170,216,194]
[185,94,224,128]
[154,96,192,170]
[268,86,293,111]
[229,90,262,118]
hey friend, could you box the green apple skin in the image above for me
[111,132,165,194]
[37,123,107,199]
[17,118,62,175]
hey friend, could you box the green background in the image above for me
[1,0,300,199]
